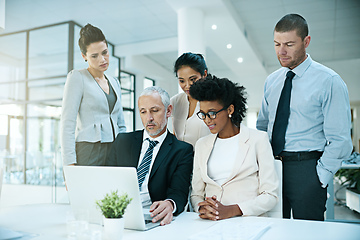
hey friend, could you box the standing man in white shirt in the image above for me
[256,13,352,221]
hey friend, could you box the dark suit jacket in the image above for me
[106,130,194,215]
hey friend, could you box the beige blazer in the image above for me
[190,124,279,216]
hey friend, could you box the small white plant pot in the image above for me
[103,217,125,240]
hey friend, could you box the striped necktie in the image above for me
[271,70,296,156]
[137,138,159,190]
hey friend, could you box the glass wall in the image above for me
[121,71,136,131]
[0,31,27,185]
[144,77,155,89]
[0,22,135,197]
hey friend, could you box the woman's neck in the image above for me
[187,94,197,103]
[187,95,198,119]
[218,123,240,139]
[87,67,104,79]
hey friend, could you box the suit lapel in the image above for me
[223,124,250,184]
[149,131,172,179]
[82,69,112,117]
[131,131,143,167]
[106,75,120,114]
[201,134,218,185]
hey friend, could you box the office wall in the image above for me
[122,55,177,130]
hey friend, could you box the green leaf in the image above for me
[95,190,132,218]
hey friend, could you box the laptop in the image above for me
[63,166,160,231]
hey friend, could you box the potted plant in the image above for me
[335,168,360,213]
[96,190,132,240]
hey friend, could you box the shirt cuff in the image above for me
[316,163,333,187]
[165,199,177,213]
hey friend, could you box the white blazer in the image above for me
[61,69,126,165]
[170,92,211,147]
[191,124,279,216]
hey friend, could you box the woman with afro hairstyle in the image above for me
[189,75,279,220]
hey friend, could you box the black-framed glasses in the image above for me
[196,107,228,120]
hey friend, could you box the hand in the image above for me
[149,200,174,226]
[198,195,243,221]
[198,196,219,221]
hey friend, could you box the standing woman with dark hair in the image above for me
[170,52,211,147]
[189,75,278,220]
[61,24,126,166]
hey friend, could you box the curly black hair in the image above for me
[189,75,247,127]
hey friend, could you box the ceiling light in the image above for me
[227,44,232,49]
[237,57,244,63]
[211,25,217,30]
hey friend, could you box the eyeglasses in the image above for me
[196,107,228,120]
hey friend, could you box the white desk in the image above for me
[0,204,360,240]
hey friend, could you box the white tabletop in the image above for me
[0,204,360,240]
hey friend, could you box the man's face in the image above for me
[274,30,310,69]
[138,93,172,138]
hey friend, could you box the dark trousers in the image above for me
[75,141,113,166]
[282,157,327,221]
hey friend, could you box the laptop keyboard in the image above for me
[144,213,154,225]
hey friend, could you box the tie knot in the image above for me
[286,71,295,79]
[146,138,158,148]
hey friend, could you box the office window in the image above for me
[28,25,68,79]
[121,71,136,131]
[0,32,27,184]
[0,32,26,101]
[73,25,87,71]
[0,104,24,184]
[26,104,61,185]
[0,22,136,195]
[144,77,155,89]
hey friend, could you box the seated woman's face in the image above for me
[198,101,229,135]
[177,66,203,97]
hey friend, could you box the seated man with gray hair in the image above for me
[106,86,194,225]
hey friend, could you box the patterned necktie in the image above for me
[137,138,159,190]
[271,71,296,156]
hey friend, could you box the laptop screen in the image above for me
[64,166,153,230]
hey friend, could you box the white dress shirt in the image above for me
[256,54,352,186]
[207,134,240,186]
[138,130,167,206]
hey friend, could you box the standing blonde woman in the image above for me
[170,52,211,147]
[61,24,126,166]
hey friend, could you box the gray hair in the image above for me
[139,86,170,109]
